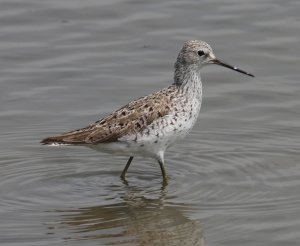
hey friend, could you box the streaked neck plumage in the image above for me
[173,61,202,100]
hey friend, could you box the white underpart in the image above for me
[49,143,71,146]
[89,70,203,162]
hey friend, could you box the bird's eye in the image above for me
[197,50,205,56]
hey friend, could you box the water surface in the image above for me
[0,0,300,245]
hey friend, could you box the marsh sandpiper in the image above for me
[41,40,254,184]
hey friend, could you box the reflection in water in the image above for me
[60,188,205,246]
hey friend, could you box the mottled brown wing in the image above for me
[84,88,173,143]
[41,86,176,145]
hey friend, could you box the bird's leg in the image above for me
[158,159,168,185]
[120,156,134,180]
[156,151,168,185]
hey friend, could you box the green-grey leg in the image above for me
[120,156,134,180]
[158,159,168,185]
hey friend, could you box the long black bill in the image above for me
[213,59,254,77]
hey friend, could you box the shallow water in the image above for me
[1,0,300,245]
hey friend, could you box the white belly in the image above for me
[88,102,201,159]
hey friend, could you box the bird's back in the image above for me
[41,85,180,146]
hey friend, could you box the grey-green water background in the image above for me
[0,0,300,245]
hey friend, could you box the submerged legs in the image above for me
[158,159,168,185]
[157,151,168,185]
[120,153,168,185]
[120,156,134,180]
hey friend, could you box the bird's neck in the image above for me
[173,63,202,97]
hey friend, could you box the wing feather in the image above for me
[41,85,177,145]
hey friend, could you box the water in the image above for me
[0,0,300,245]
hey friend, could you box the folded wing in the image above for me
[41,86,175,145]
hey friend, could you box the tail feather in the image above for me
[41,135,71,145]
[41,131,91,145]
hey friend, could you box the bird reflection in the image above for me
[59,187,206,246]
